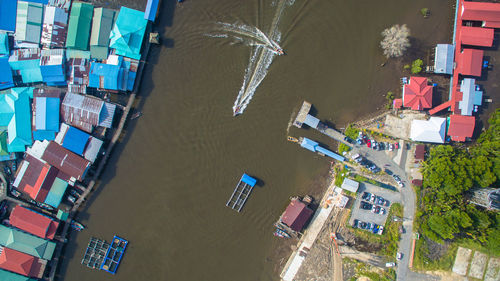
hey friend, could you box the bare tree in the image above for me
[380,24,411,58]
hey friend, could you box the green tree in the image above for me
[411,59,423,74]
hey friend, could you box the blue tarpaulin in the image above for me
[62,126,89,155]
[145,0,159,21]
[33,96,59,140]
[241,174,257,187]
[300,137,318,152]
[0,0,17,32]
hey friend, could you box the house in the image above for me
[55,123,103,162]
[410,117,446,143]
[61,92,115,132]
[109,7,147,60]
[0,0,18,32]
[341,178,359,193]
[65,2,93,50]
[447,115,475,142]
[402,77,433,110]
[434,44,455,75]
[47,0,71,11]
[14,1,44,47]
[88,55,138,91]
[32,90,60,141]
[67,58,89,89]
[0,56,14,90]
[0,87,33,152]
[9,205,59,240]
[41,6,68,48]
[145,0,160,21]
[90,7,115,60]
[40,49,66,86]
[460,26,494,47]
[0,268,37,281]
[458,78,483,116]
[0,33,8,55]
[8,48,43,84]
[0,225,56,260]
[414,144,425,162]
[462,1,500,28]
[280,198,314,232]
[457,48,483,77]
[0,247,46,278]
[40,140,90,183]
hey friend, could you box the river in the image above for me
[59,0,453,280]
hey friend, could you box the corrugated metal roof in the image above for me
[0,33,8,55]
[15,1,44,44]
[61,92,103,132]
[0,247,36,278]
[44,177,67,208]
[145,0,159,21]
[33,96,60,140]
[300,137,318,152]
[83,136,102,163]
[61,125,89,155]
[109,7,147,60]
[316,146,345,162]
[0,56,14,90]
[41,141,90,181]
[281,199,313,232]
[0,0,18,32]
[90,8,114,59]
[341,178,359,193]
[303,114,320,129]
[434,44,454,75]
[98,102,116,128]
[0,87,33,152]
[65,2,93,50]
[8,49,43,83]
[9,205,59,240]
[40,49,66,85]
[0,224,56,260]
[0,268,36,281]
[459,78,476,116]
[41,6,68,48]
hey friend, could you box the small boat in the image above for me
[10,189,21,198]
[70,220,85,231]
[274,228,291,238]
[39,203,55,211]
[233,106,242,116]
[272,46,285,56]
[130,111,142,120]
[287,136,298,143]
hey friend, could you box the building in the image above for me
[462,1,500,28]
[0,56,14,90]
[55,123,103,162]
[0,87,33,152]
[9,205,59,240]
[402,77,433,110]
[109,7,147,60]
[458,78,483,116]
[0,225,56,260]
[88,55,138,91]
[90,7,115,60]
[61,92,115,132]
[470,188,500,211]
[40,49,66,86]
[0,0,18,32]
[410,117,446,143]
[0,247,46,278]
[341,178,359,193]
[32,90,60,141]
[145,0,160,21]
[457,48,483,77]
[280,198,314,232]
[8,48,43,84]
[0,268,37,281]
[447,115,475,142]
[14,1,44,46]
[460,26,494,47]
[65,2,93,50]
[0,33,8,55]
[67,58,89,89]
[299,137,345,162]
[414,144,425,162]
[40,140,90,183]
[434,44,455,75]
[41,6,68,48]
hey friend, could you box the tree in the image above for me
[411,59,423,74]
[380,24,411,58]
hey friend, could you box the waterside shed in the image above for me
[109,7,147,60]
[281,198,313,232]
[434,44,454,75]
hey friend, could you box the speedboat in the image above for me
[70,220,85,231]
[233,106,242,116]
[273,47,284,55]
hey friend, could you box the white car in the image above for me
[397,252,403,260]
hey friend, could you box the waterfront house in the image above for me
[0,56,14,90]
[55,123,103,163]
[145,0,160,22]
[0,268,36,281]
[40,49,66,86]
[67,58,89,91]
[13,154,53,202]
[434,44,455,75]
[0,225,56,260]
[460,26,494,47]
[48,0,71,11]
[0,87,33,152]
[402,77,433,111]
[8,48,43,84]
[0,247,46,278]
[447,115,475,142]
[341,178,359,193]
[0,33,9,55]
[109,7,148,60]
[41,140,90,183]
[14,1,44,47]
[457,48,483,77]
[409,117,446,144]
[281,198,314,232]
[90,7,115,60]
[0,0,18,33]
[462,1,500,28]
[65,2,93,50]
[458,78,483,116]
[32,90,60,141]
[61,92,115,132]
[41,6,68,48]
[9,205,59,240]
[88,54,138,92]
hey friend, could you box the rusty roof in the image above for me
[41,141,90,181]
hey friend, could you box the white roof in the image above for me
[434,44,455,75]
[410,117,446,143]
[459,78,475,116]
[341,178,359,193]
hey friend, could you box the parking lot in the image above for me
[349,182,402,231]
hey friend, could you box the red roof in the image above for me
[447,115,476,142]
[0,247,40,277]
[403,77,433,110]
[457,49,483,77]
[281,199,313,232]
[9,206,59,240]
[462,1,500,22]
[483,21,500,28]
[16,154,53,202]
[460,26,494,47]
[411,179,423,187]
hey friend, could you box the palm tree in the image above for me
[380,24,411,58]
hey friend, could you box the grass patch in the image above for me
[413,238,457,271]
[334,166,349,187]
[353,174,380,187]
[339,143,351,154]
[344,125,360,139]
[348,259,396,281]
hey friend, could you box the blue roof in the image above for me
[62,125,89,155]
[145,0,159,21]
[241,173,257,187]
[0,87,33,152]
[24,0,48,3]
[0,56,14,90]
[33,96,59,140]
[40,64,66,85]
[473,90,483,106]
[315,146,345,162]
[0,33,8,55]
[0,0,17,32]
[9,59,43,83]
[88,62,120,90]
[434,44,455,75]
[300,137,318,152]
[109,7,147,60]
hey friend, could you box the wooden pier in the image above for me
[226,174,257,212]
[293,101,312,128]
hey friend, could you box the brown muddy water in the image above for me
[59,0,454,280]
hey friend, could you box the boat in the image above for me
[71,220,85,231]
[39,203,55,211]
[287,136,298,143]
[130,111,142,120]
[10,189,21,198]
[272,46,285,56]
[67,195,76,204]
[274,228,291,238]
[233,106,241,116]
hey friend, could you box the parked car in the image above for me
[388,144,394,151]
[384,200,390,207]
[360,222,369,229]
[397,252,403,260]
[366,139,371,148]
[372,224,380,234]
[370,194,376,203]
[384,169,393,175]
[344,136,353,144]
[376,196,384,205]
[372,167,381,173]
[379,142,385,150]
[379,207,386,215]
[394,143,399,149]
[3,166,11,177]
[362,192,371,200]
[351,153,361,160]
[378,226,384,235]
[385,262,395,267]
[360,201,372,210]
[353,219,359,228]
[373,205,380,213]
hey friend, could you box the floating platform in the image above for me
[81,237,110,269]
[293,101,312,128]
[226,173,257,212]
[101,236,128,274]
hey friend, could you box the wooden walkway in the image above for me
[293,101,312,128]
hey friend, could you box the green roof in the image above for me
[0,88,33,153]
[0,225,56,260]
[0,269,36,281]
[109,7,147,60]
[90,7,115,59]
[0,130,7,156]
[15,1,44,44]
[66,2,94,50]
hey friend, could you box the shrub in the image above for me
[411,59,423,74]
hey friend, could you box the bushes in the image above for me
[344,125,360,139]
[411,59,423,74]
[339,143,351,155]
